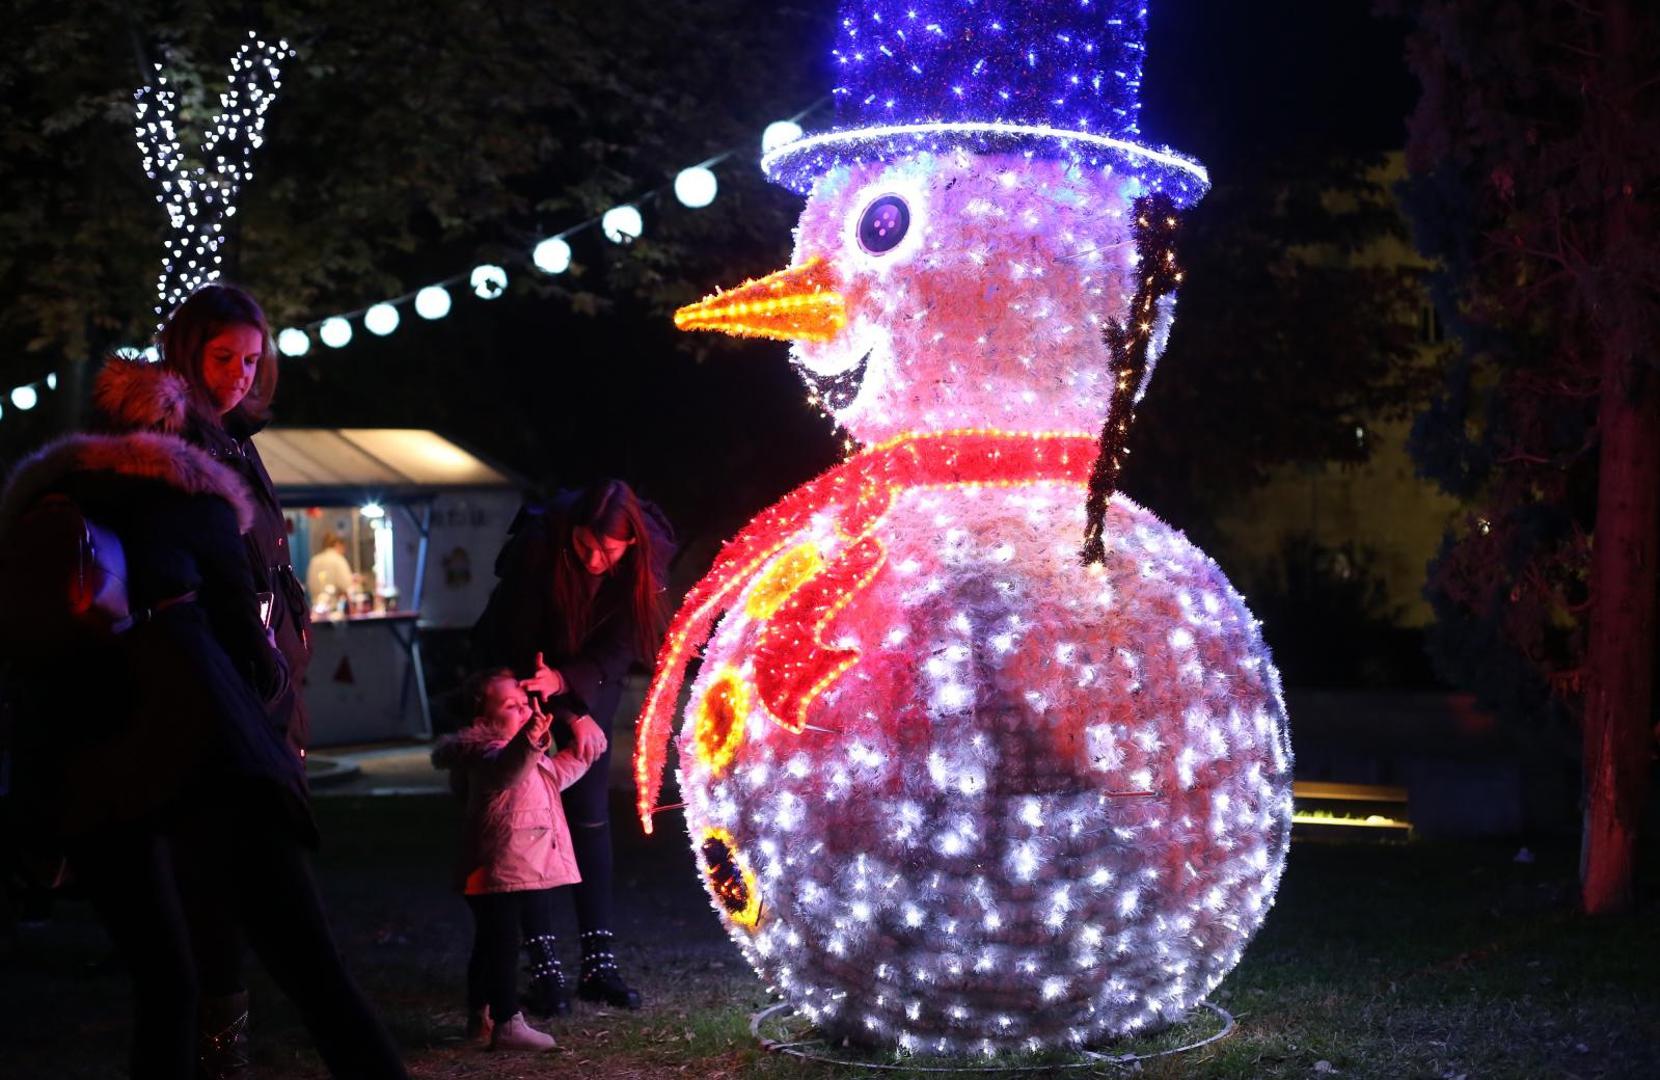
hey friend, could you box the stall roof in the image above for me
[253,428,519,503]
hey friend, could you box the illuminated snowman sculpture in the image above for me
[635,0,1292,1056]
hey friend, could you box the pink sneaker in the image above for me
[490,1012,556,1052]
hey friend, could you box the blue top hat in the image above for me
[763,0,1208,207]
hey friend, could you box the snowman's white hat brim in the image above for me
[761,121,1210,208]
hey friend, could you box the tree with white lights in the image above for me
[132,34,292,320]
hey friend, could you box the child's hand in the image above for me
[526,698,553,742]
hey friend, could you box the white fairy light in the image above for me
[602,204,644,244]
[533,236,573,274]
[276,327,310,357]
[363,303,400,337]
[762,119,804,153]
[132,33,295,318]
[470,263,508,299]
[674,165,719,208]
[318,317,352,349]
[414,285,452,320]
[10,386,38,411]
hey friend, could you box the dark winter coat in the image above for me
[94,357,313,749]
[0,430,312,843]
[472,492,675,734]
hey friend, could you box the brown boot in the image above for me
[198,990,253,1079]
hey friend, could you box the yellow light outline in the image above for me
[692,670,750,777]
[701,826,762,929]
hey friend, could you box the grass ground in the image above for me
[4,794,1657,1079]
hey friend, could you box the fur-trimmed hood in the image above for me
[0,431,256,536]
[431,723,511,770]
[92,355,191,435]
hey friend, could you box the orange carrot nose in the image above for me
[674,257,846,343]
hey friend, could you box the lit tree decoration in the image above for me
[132,32,294,319]
[638,0,1292,1056]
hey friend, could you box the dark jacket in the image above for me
[93,357,313,749]
[473,491,674,733]
[0,430,312,842]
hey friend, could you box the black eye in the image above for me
[858,195,910,254]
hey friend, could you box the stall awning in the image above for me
[253,428,518,504]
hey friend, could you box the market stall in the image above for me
[252,428,525,746]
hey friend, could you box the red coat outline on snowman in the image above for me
[634,428,1101,831]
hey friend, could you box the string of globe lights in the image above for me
[0,81,824,424]
[267,102,830,362]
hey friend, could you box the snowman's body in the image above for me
[674,478,1290,1052]
[647,9,1295,1048]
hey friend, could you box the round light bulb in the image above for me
[364,303,400,336]
[674,166,718,209]
[762,120,804,153]
[470,264,508,300]
[533,236,572,275]
[10,385,38,411]
[602,205,644,244]
[45,372,58,391]
[277,328,311,357]
[319,317,353,349]
[415,285,452,320]
[142,346,160,364]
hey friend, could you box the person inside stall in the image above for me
[305,530,356,613]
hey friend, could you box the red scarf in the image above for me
[634,429,1097,830]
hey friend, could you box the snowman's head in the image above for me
[676,151,1181,445]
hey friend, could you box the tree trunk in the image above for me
[1580,357,1658,915]
[1580,0,1657,917]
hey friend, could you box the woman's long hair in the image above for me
[550,479,667,661]
[157,283,279,427]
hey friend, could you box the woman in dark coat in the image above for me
[94,284,312,1073]
[474,479,673,1010]
[0,415,405,1079]
[143,283,311,753]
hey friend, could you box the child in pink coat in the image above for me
[432,668,599,1051]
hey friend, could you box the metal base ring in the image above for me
[750,999,1236,1072]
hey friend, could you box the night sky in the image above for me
[1148,0,1416,160]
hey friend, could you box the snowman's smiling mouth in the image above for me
[798,349,870,410]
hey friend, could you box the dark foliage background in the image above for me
[0,0,1425,581]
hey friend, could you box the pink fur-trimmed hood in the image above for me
[0,431,256,536]
[92,355,191,435]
